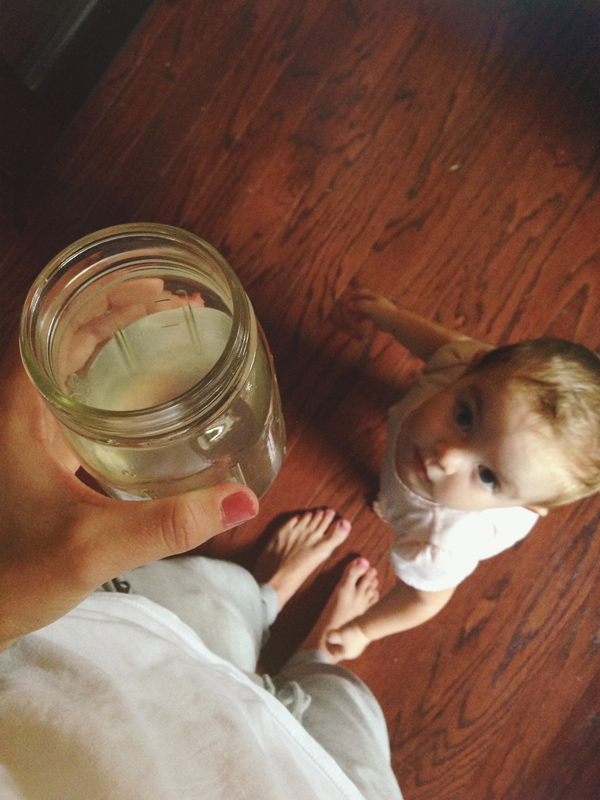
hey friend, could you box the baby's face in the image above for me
[395,367,570,512]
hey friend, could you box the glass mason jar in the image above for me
[19,223,286,500]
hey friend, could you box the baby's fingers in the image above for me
[330,298,373,339]
[329,303,362,338]
[324,630,348,661]
[347,287,381,304]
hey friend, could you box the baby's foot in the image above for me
[253,509,351,611]
[301,557,379,657]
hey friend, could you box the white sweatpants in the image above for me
[106,556,402,800]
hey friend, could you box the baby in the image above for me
[326,288,600,661]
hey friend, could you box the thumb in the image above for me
[86,482,259,580]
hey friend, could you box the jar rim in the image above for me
[19,223,254,441]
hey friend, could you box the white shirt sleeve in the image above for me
[421,338,493,376]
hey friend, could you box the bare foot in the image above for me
[301,557,379,660]
[253,509,350,610]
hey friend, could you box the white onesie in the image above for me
[378,339,539,592]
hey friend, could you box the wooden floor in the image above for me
[1,1,600,797]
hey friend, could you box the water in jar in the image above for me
[60,281,285,499]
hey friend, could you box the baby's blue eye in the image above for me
[456,401,473,431]
[478,466,498,488]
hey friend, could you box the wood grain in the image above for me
[1,1,599,797]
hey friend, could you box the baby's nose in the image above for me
[434,442,469,474]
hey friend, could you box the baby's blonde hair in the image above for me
[469,338,600,507]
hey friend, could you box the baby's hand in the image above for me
[347,288,400,330]
[332,287,399,338]
[325,622,372,662]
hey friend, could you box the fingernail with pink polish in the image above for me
[221,491,258,527]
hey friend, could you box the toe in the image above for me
[296,508,328,534]
[357,567,378,594]
[295,511,317,532]
[326,518,351,543]
[311,508,337,536]
[363,587,379,606]
[281,514,302,534]
[347,557,370,582]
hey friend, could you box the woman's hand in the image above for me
[58,277,205,377]
[0,338,258,652]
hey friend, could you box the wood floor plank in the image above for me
[2,1,600,797]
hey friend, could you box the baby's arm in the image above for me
[341,288,469,362]
[326,580,455,661]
